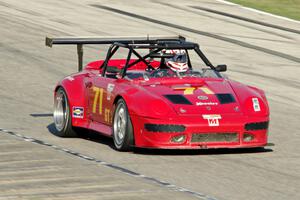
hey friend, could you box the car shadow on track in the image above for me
[47,123,116,149]
[47,123,273,155]
[133,147,273,156]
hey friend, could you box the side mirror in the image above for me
[215,64,227,72]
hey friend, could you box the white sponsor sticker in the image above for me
[252,98,261,112]
[202,114,222,126]
[107,83,115,100]
[196,102,218,106]
[197,95,208,100]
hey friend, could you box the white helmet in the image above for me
[164,49,188,72]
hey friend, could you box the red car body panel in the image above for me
[55,59,269,149]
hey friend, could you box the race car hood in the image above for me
[138,77,243,116]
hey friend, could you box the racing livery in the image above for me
[46,36,269,151]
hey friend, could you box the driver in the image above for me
[164,49,188,73]
[149,49,193,78]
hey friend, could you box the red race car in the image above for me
[46,35,269,151]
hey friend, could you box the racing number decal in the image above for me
[92,86,112,123]
[104,108,112,123]
[174,86,214,95]
[92,87,103,114]
[184,87,196,95]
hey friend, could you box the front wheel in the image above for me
[53,87,77,137]
[112,99,134,151]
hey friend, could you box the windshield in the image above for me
[125,68,221,80]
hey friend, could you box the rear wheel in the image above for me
[113,99,134,151]
[53,87,77,137]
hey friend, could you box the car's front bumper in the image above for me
[130,114,269,149]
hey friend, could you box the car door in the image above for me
[87,45,130,126]
[88,72,116,126]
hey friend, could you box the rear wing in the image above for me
[45,35,185,71]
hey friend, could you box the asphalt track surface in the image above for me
[0,0,300,200]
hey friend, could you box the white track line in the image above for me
[215,0,300,24]
[0,128,218,200]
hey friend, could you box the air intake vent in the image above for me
[191,132,238,143]
[216,93,235,104]
[245,121,269,131]
[144,124,186,133]
[164,95,192,105]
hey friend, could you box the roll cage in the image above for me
[100,41,216,78]
[45,35,222,76]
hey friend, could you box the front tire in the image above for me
[113,99,134,151]
[53,87,77,137]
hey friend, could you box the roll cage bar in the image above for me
[45,35,215,73]
[101,42,215,78]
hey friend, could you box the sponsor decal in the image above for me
[183,87,196,95]
[72,107,84,118]
[196,102,218,106]
[200,87,214,94]
[252,98,261,112]
[197,95,208,100]
[173,86,214,95]
[202,114,222,126]
[107,83,115,100]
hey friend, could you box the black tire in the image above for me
[53,87,77,137]
[112,98,134,151]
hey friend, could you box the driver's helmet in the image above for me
[164,49,188,72]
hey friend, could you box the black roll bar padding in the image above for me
[185,49,192,69]
[131,49,154,70]
[101,44,119,77]
[128,48,162,68]
[122,48,133,78]
[77,44,83,71]
[194,46,214,68]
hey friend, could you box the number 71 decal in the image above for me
[92,86,112,123]
[92,87,103,114]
